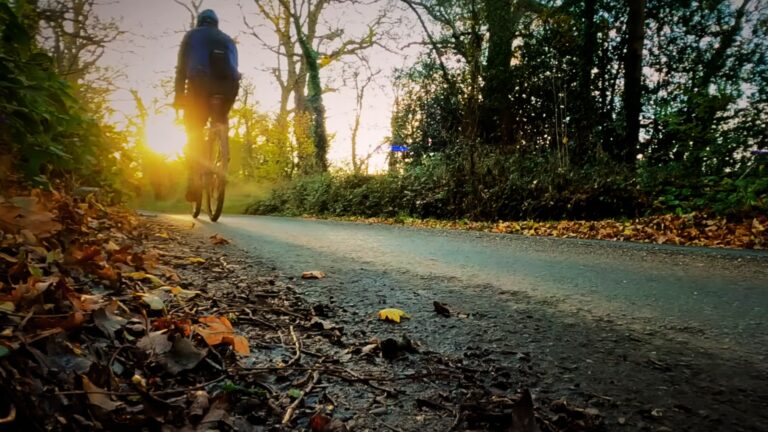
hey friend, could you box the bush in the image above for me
[0,2,124,190]
[247,149,649,221]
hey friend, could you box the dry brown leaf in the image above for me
[209,234,230,245]
[0,198,62,238]
[302,270,326,280]
[81,375,121,411]
[195,316,250,356]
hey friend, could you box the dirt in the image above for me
[153,215,768,432]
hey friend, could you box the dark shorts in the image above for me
[184,78,238,128]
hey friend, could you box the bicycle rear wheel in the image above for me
[205,124,228,222]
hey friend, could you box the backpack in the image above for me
[209,48,231,80]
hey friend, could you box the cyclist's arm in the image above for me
[227,36,240,81]
[174,33,191,105]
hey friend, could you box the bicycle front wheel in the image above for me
[206,124,228,222]
[191,174,202,219]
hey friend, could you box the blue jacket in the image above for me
[174,16,239,98]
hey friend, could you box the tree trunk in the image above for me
[480,0,513,144]
[575,0,596,159]
[622,0,646,165]
[290,5,328,172]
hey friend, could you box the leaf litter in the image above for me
[0,191,607,431]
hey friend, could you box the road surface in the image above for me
[165,214,768,431]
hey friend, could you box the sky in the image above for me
[95,0,420,169]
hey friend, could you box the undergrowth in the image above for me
[247,151,767,221]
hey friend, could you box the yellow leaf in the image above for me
[168,286,202,300]
[127,272,164,287]
[138,293,165,310]
[186,257,206,264]
[378,308,410,323]
[0,301,14,313]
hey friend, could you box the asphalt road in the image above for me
[161,213,768,430]
[174,214,768,358]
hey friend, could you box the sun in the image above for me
[145,112,187,159]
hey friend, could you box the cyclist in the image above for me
[174,9,240,202]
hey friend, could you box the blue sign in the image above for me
[390,145,409,152]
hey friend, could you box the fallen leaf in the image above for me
[137,331,173,355]
[378,308,410,323]
[310,413,332,431]
[302,270,326,280]
[94,265,118,281]
[510,389,540,432]
[309,317,342,331]
[189,390,210,421]
[0,199,62,238]
[81,375,121,412]
[195,316,250,356]
[159,337,207,375]
[93,302,127,339]
[287,388,303,399]
[186,257,206,264]
[209,234,230,245]
[167,286,202,300]
[139,293,165,310]
[433,301,451,317]
[127,272,164,287]
[0,345,9,358]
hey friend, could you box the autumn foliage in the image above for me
[0,192,249,428]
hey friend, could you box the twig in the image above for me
[270,307,305,319]
[153,374,229,395]
[448,408,462,431]
[0,310,79,318]
[18,309,35,331]
[239,315,279,330]
[376,418,404,432]
[0,404,16,424]
[281,370,320,425]
[285,325,302,367]
[56,374,229,397]
[328,367,400,395]
[109,345,127,382]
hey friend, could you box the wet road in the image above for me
[170,214,768,360]
[158,213,768,430]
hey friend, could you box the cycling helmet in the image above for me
[196,9,219,28]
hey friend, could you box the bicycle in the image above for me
[191,95,229,222]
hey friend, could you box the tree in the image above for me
[37,0,122,86]
[574,0,597,158]
[173,0,204,30]
[350,64,380,173]
[622,0,646,165]
[247,0,389,173]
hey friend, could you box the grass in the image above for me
[132,180,273,215]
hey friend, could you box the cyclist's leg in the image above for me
[211,78,237,128]
[184,82,210,202]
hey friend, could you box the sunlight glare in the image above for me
[145,112,187,159]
